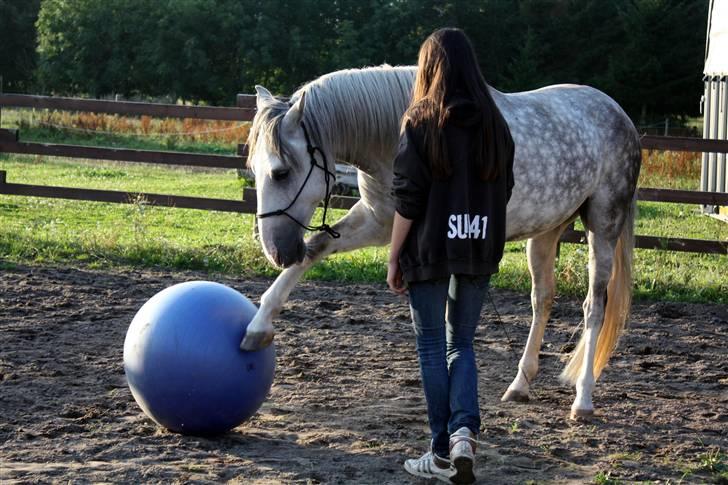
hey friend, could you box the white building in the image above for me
[703,0,728,215]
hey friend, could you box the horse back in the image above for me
[494,85,641,240]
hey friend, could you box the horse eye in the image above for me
[271,168,290,181]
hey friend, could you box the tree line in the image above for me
[1,0,709,122]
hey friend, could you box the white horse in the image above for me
[241,65,641,419]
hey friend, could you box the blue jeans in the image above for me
[408,274,490,457]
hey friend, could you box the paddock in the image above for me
[0,263,725,484]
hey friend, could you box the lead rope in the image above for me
[301,122,340,239]
[256,121,340,239]
[485,289,537,399]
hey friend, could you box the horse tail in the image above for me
[561,193,636,384]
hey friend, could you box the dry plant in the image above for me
[35,110,250,145]
[640,149,701,183]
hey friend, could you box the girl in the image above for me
[387,28,514,484]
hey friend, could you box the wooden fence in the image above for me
[0,93,726,255]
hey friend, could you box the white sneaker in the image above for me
[404,450,455,483]
[449,427,477,484]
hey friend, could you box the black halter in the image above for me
[256,121,341,239]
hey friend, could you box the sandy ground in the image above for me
[0,263,726,484]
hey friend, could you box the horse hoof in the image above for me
[501,389,529,403]
[240,329,275,351]
[570,408,594,420]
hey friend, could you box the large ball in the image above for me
[123,281,275,435]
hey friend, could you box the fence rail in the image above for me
[0,93,256,121]
[560,226,726,254]
[0,128,244,169]
[0,170,724,254]
[0,170,255,212]
[641,134,728,153]
[637,187,728,206]
[0,171,356,212]
[0,93,726,255]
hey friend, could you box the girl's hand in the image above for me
[387,212,413,296]
[387,260,407,295]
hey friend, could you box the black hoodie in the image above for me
[392,97,515,283]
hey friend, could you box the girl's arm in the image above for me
[387,211,413,295]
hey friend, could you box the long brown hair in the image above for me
[404,28,513,180]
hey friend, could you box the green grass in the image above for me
[0,115,726,304]
[679,448,728,484]
[1,153,725,303]
[0,153,391,282]
[593,471,622,485]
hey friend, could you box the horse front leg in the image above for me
[240,263,307,350]
[241,201,392,350]
[502,223,565,402]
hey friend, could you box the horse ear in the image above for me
[281,92,306,134]
[255,85,275,110]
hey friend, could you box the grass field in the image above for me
[1,110,726,303]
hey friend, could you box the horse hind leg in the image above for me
[561,195,635,419]
[502,220,572,403]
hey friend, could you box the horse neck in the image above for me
[304,101,403,174]
[300,67,414,174]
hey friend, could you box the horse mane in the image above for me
[247,65,416,167]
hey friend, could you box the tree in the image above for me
[502,27,551,91]
[596,0,707,121]
[0,0,41,92]
[32,0,709,119]
[36,0,166,98]
[36,0,250,104]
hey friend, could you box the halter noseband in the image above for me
[256,121,341,239]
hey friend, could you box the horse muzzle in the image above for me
[266,236,306,268]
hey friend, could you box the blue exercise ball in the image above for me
[123,281,275,435]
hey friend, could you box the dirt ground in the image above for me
[1,263,726,484]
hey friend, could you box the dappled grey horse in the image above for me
[241,65,641,419]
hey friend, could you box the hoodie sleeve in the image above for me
[392,122,431,220]
[505,137,515,203]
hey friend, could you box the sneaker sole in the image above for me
[451,456,475,484]
[403,462,454,484]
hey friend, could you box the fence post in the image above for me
[234,94,250,179]
[0,170,6,185]
[0,75,3,129]
[236,91,257,191]
[245,189,259,241]
[236,143,249,177]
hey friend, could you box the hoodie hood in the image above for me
[444,93,482,127]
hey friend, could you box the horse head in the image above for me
[248,85,332,268]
